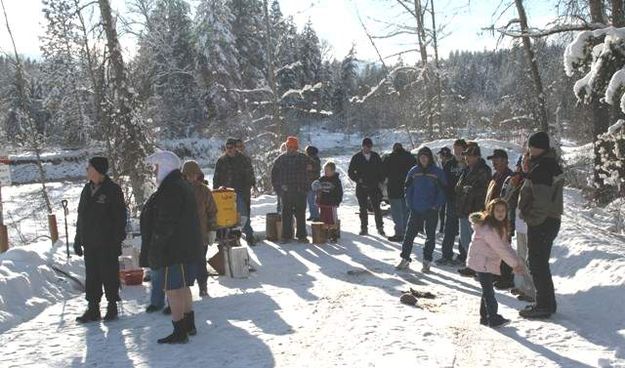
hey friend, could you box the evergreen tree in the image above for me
[230,0,267,88]
[194,0,242,123]
[137,0,201,137]
[298,19,321,86]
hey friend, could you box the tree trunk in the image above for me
[613,0,625,27]
[98,0,151,208]
[263,0,281,146]
[514,0,549,133]
[430,0,443,135]
[413,0,433,139]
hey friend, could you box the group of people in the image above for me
[389,132,564,325]
[71,130,564,345]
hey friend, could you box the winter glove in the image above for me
[74,243,83,257]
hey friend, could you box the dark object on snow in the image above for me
[409,288,436,299]
[400,293,418,306]
[163,306,172,315]
[76,303,101,323]
[157,320,189,344]
[146,304,162,313]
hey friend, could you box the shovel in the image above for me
[61,199,70,259]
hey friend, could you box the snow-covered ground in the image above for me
[1,142,624,367]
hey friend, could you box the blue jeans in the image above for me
[478,272,499,321]
[400,209,439,262]
[459,217,473,260]
[150,268,165,308]
[389,198,409,237]
[236,191,253,238]
[307,190,319,219]
[441,200,464,260]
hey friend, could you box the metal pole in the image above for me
[61,200,70,258]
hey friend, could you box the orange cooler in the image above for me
[212,188,239,228]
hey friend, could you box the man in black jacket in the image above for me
[349,137,385,236]
[382,143,417,241]
[74,157,127,323]
[271,136,312,243]
[436,140,467,265]
[142,150,203,344]
[455,143,492,276]
[214,138,257,245]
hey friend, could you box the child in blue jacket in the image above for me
[396,146,447,272]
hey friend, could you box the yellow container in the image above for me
[212,188,239,228]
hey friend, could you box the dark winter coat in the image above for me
[348,151,384,189]
[382,148,417,199]
[213,152,256,192]
[74,176,127,253]
[455,159,492,217]
[518,149,564,227]
[316,173,343,207]
[443,156,465,200]
[271,151,312,195]
[485,167,514,206]
[139,170,203,269]
[306,154,322,187]
[405,163,448,213]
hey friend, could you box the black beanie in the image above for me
[362,137,373,147]
[89,157,109,175]
[528,132,550,150]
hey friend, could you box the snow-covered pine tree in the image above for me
[298,19,321,86]
[137,0,202,137]
[40,0,90,147]
[194,0,242,127]
[230,0,267,89]
[565,26,625,199]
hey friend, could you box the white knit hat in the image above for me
[146,150,181,184]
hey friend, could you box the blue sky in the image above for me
[0,0,555,62]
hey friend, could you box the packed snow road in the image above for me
[0,153,624,368]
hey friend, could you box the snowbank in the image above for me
[0,241,84,334]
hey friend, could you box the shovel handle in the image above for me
[61,200,69,216]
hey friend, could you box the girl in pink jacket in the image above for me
[467,198,524,327]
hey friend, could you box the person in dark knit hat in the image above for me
[74,156,127,323]
[348,137,385,236]
[518,131,564,319]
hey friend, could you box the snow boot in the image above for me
[377,228,386,236]
[162,305,172,315]
[387,234,403,242]
[488,315,510,328]
[157,320,189,344]
[359,228,368,236]
[146,305,163,313]
[103,302,118,322]
[184,311,197,336]
[297,237,310,244]
[435,257,453,266]
[421,261,432,273]
[395,259,410,270]
[457,267,476,277]
[199,285,209,297]
[519,306,552,319]
[494,279,515,290]
[76,303,101,324]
